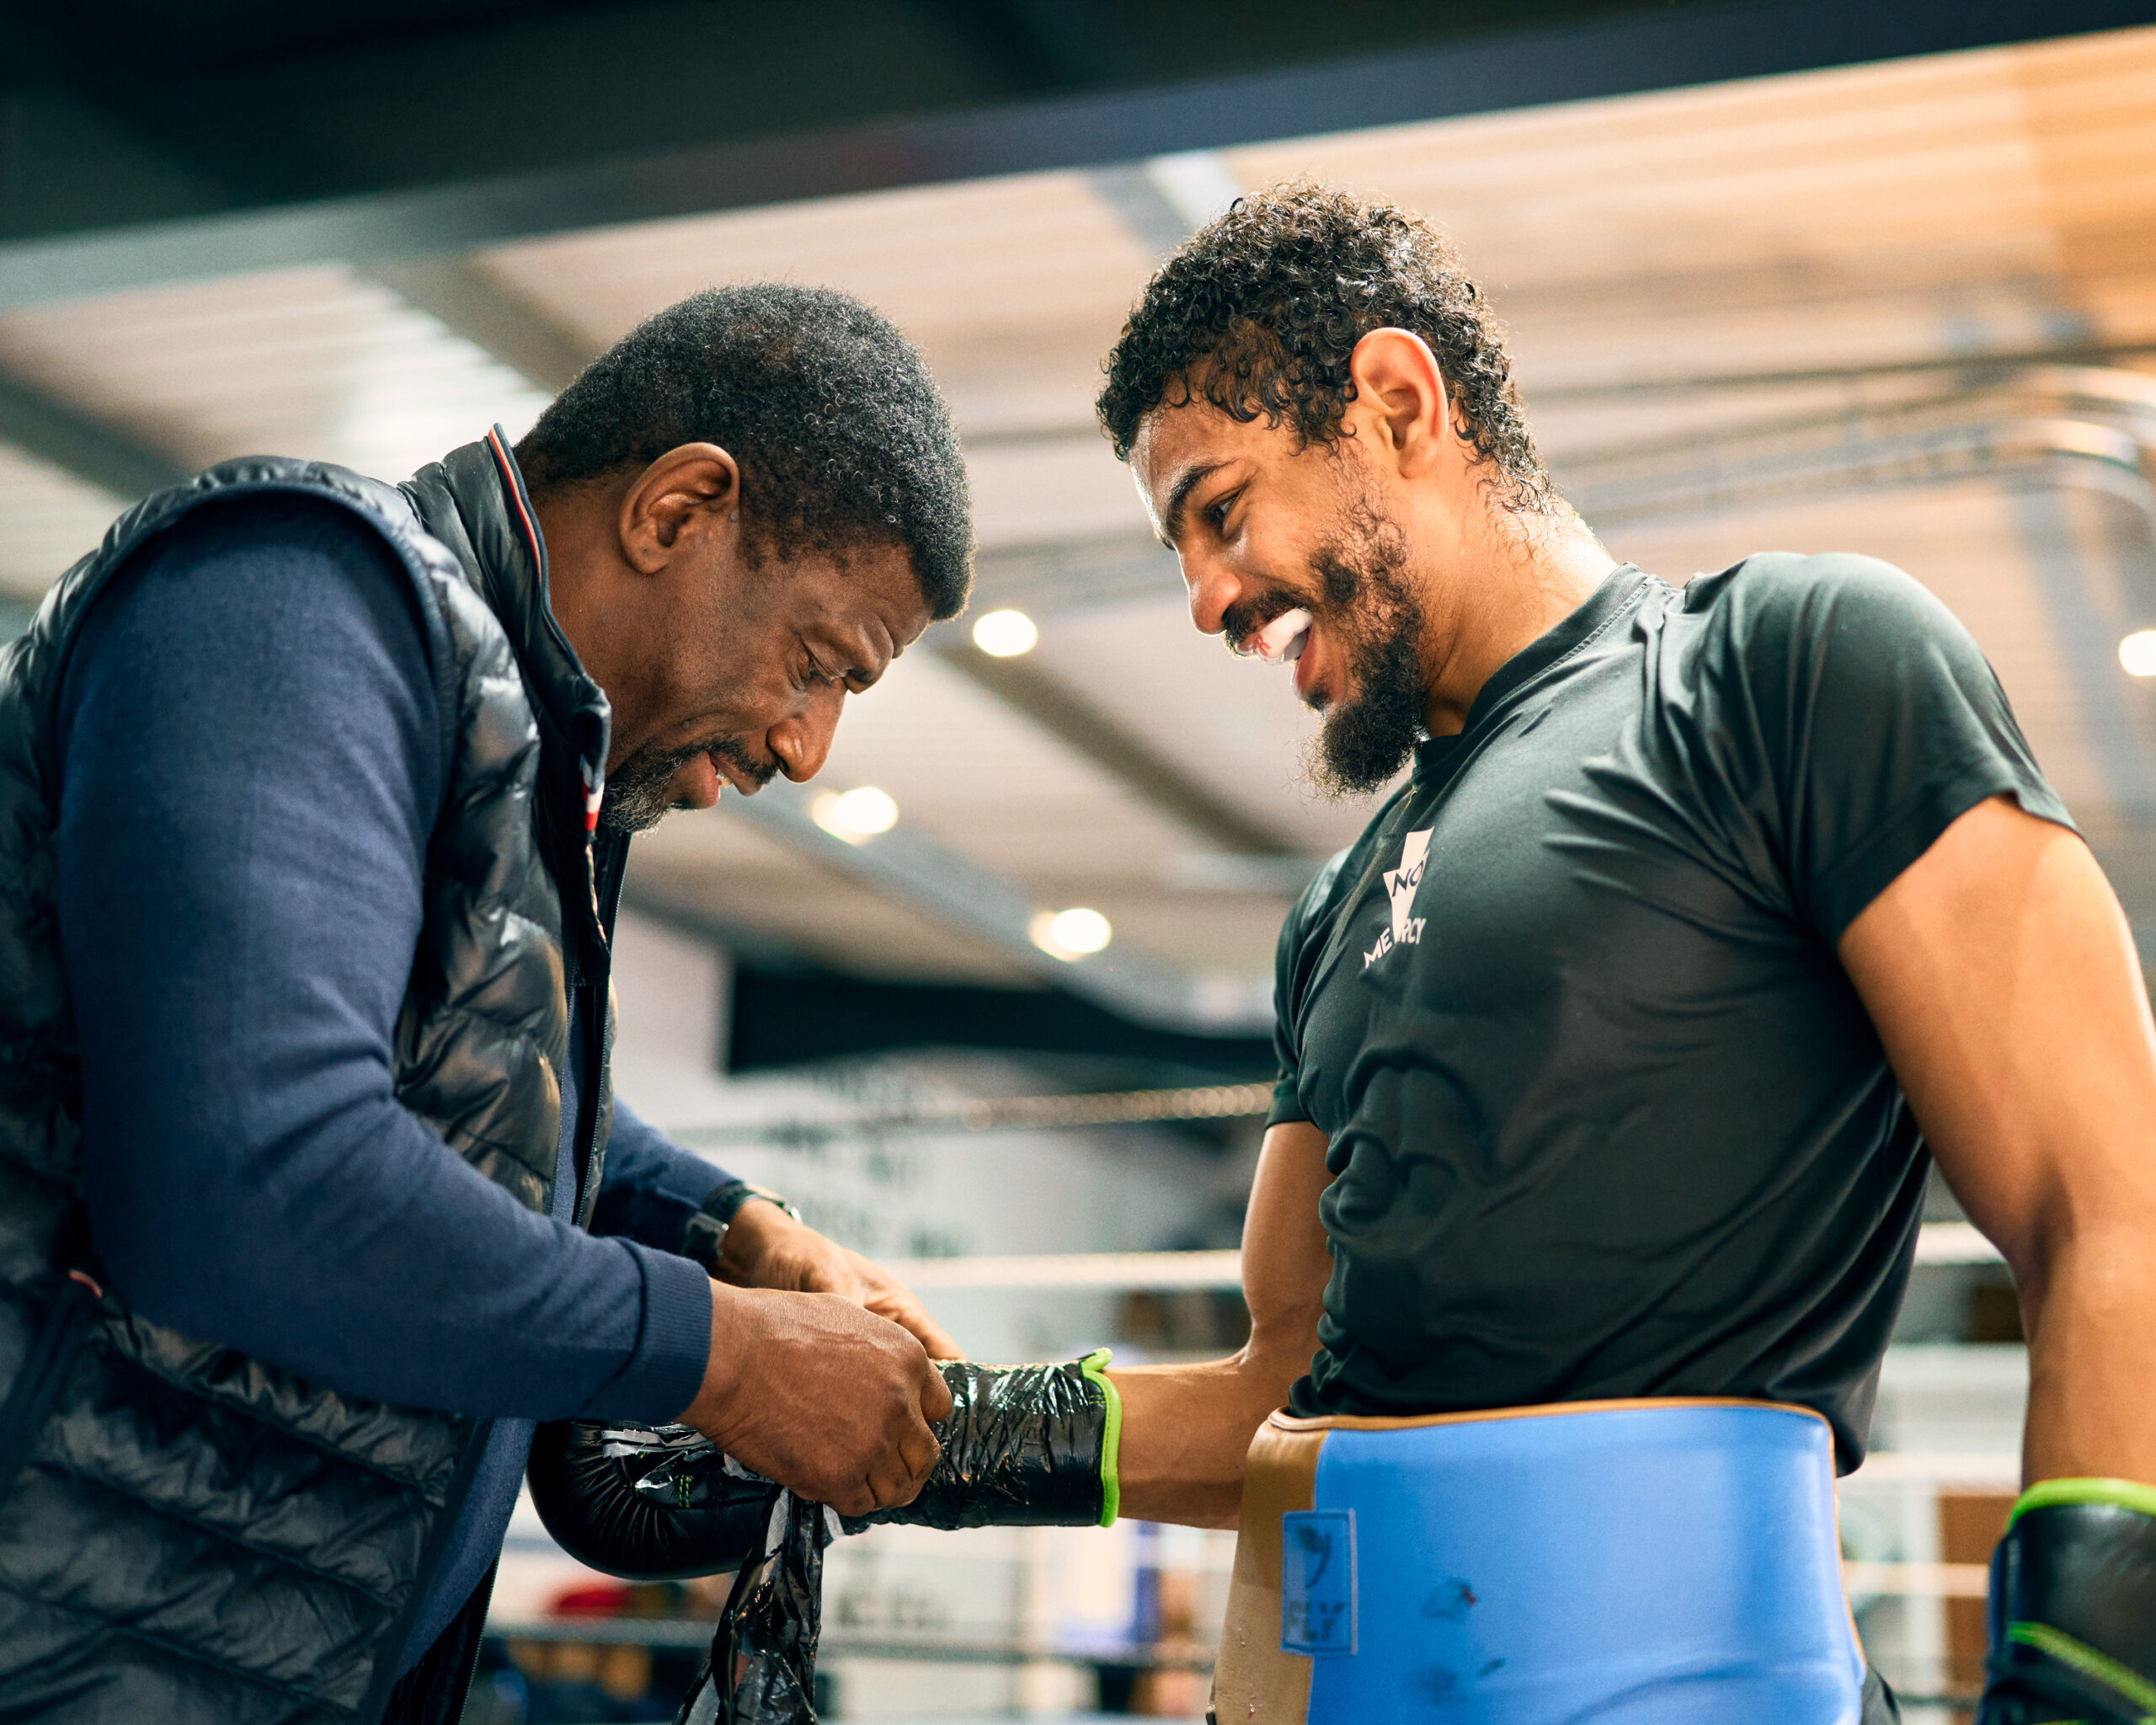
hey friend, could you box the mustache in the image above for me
[1221,592,1311,659]
[703,736,778,789]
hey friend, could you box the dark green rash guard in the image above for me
[1270,553,2071,1467]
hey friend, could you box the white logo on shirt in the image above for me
[1365,827,1432,969]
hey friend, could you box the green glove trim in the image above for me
[2010,1478,2156,1531]
[1080,1347,1122,1527]
[2008,1622,2156,1716]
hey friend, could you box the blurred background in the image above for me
[7,1,2156,1718]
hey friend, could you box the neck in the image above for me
[1417,508,1613,737]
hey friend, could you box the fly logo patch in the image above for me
[1364,827,1433,970]
[1281,1509,1358,1656]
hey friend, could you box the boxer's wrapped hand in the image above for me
[1977,1480,2156,1723]
[529,1354,1121,1580]
[843,1353,1120,1534]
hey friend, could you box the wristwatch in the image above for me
[681,1179,801,1274]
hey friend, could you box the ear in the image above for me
[617,443,742,574]
[1342,328,1453,480]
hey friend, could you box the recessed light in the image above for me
[1030,906,1112,959]
[973,609,1038,658]
[810,785,899,843]
[2121,630,2156,677]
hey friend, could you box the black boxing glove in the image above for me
[1977,1479,2156,1724]
[526,1353,1122,1581]
[526,1421,783,1582]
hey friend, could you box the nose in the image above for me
[769,685,843,783]
[1182,547,1243,638]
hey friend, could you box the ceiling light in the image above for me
[973,609,1038,657]
[810,785,899,843]
[1030,906,1112,959]
[2121,630,2156,677]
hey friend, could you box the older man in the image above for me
[0,284,964,1722]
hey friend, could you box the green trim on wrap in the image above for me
[1080,1348,1121,1527]
[2009,1478,2156,1530]
[2007,1622,2156,1716]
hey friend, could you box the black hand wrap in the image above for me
[1977,1485,2156,1724]
[527,1356,1115,1580]
[674,1492,832,1725]
[529,1357,1116,1725]
[846,1355,1116,1534]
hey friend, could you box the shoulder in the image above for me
[1683,550,1965,645]
[1679,550,1985,690]
[67,492,442,734]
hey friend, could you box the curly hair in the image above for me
[1097,184,1559,514]
[518,284,972,619]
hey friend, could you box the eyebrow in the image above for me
[1160,459,1231,547]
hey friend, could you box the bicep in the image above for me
[1240,1119,1333,1364]
[1837,794,2156,1276]
[58,500,441,1321]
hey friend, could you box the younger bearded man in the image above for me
[1082,186,2156,1724]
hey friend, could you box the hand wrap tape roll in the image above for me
[1977,1479,2156,1724]
[528,1354,1117,1582]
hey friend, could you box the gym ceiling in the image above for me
[3,0,2154,1060]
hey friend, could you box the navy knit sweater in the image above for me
[52,494,734,1668]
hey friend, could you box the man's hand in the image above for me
[679,1279,955,1516]
[718,1199,965,1361]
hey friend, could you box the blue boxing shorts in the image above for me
[1211,1398,1882,1724]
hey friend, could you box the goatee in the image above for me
[1303,499,1428,798]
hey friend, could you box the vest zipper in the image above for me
[0,1267,102,1501]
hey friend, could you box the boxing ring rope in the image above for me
[873,1222,1999,1290]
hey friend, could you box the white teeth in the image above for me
[1254,608,1313,666]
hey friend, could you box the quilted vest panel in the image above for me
[0,453,578,1723]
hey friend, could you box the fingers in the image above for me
[917,1317,966,1362]
[868,1423,940,1511]
[918,1354,955,1423]
[898,1419,942,1485]
[852,1252,968,1360]
[882,1299,964,1362]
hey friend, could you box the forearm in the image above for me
[87,1092,712,1421]
[1109,1344,1304,1529]
[2019,1220,2156,1486]
[590,1097,739,1253]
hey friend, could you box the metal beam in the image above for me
[723,776,1273,1033]
[0,374,188,499]
[358,257,590,394]
[0,0,2148,309]
[974,365,2156,613]
[970,531,1182,617]
[933,634,1299,857]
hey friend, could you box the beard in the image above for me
[1299,496,1428,798]
[599,734,773,835]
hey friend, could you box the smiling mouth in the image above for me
[1250,607,1314,667]
[707,748,776,795]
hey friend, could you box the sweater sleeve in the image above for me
[591,1097,741,1256]
[55,494,708,1423]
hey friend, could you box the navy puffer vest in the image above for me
[0,431,629,1722]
